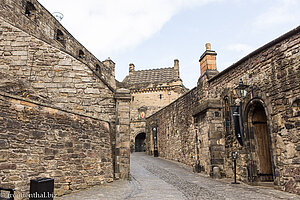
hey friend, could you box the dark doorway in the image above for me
[135,132,146,152]
[252,104,273,182]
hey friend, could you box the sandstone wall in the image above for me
[0,0,115,89]
[146,88,199,166]
[0,19,115,121]
[207,28,300,194]
[0,93,113,197]
[0,0,132,198]
[146,27,300,194]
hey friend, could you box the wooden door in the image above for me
[253,107,273,181]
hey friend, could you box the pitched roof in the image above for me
[122,67,179,86]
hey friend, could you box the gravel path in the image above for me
[58,152,299,200]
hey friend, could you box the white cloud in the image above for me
[226,43,255,57]
[38,0,217,58]
[253,0,300,29]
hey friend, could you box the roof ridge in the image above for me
[133,67,174,72]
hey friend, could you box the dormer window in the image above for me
[78,50,85,59]
[25,1,36,19]
[56,29,65,46]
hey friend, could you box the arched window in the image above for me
[95,64,101,72]
[78,50,85,59]
[56,29,65,46]
[292,99,300,117]
[25,1,36,19]
[224,97,232,154]
[224,97,231,136]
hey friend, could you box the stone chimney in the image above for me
[129,63,135,76]
[199,43,217,75]
[174,59,180,78]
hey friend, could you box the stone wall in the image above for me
[0,0,115,89]
[0,19,115,121]
[0,0,131,198]
[146,88,199,166]
[0,93,113,197]
[146,26,300,194]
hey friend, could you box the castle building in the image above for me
[119,60,188,152]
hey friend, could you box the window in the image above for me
[96,64,101,72]
[56,29,65,46]
[78,50,85,59]
[132,96,134,102]
[292,99,300,117]
[159,94,163,99]
[25,1,36,19]
[224,97,231,136]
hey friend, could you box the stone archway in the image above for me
[246,101,274,182]
[135,132,146,152]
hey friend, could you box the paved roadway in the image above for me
[58,152,299,200]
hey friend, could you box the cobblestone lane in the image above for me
[58,153,299,200]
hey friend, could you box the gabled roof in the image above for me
[122,67,179,86]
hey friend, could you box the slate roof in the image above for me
[122,67,179,86]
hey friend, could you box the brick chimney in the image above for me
[199,43,217,75]
[129,63,135,76]
[174,59,180,78]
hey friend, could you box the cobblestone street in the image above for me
[58,153,299,200]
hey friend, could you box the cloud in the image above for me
[253,0,300,29]
[38,0,217,58]
[226,43,255,56]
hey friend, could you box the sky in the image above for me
[38,0,300,89]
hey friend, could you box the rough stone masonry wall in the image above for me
[207,28,300,194]
[147,27,300,194]
[0,0,128,198]
[0,94,113,197]
[0,19,116,121]
[0,0,115,88]
[146,88,199,167]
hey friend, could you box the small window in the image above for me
[95,64,101,72]
[56,29,65,46]
[292,99,300,117]
[159,94,163,99]
[78,50,85,59]
[25,1,36,19]
[132,96,134,101]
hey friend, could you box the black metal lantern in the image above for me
[235,78,249,99]
[232,151,238,160]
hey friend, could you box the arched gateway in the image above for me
[135,132,146,152]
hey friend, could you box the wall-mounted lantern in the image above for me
[230,78,249,146]
[152,125,158,157]
[235,78,249,99]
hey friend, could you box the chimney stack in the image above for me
[129,63,135,75]
[199,43,217,75]
[174,59,180,78]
